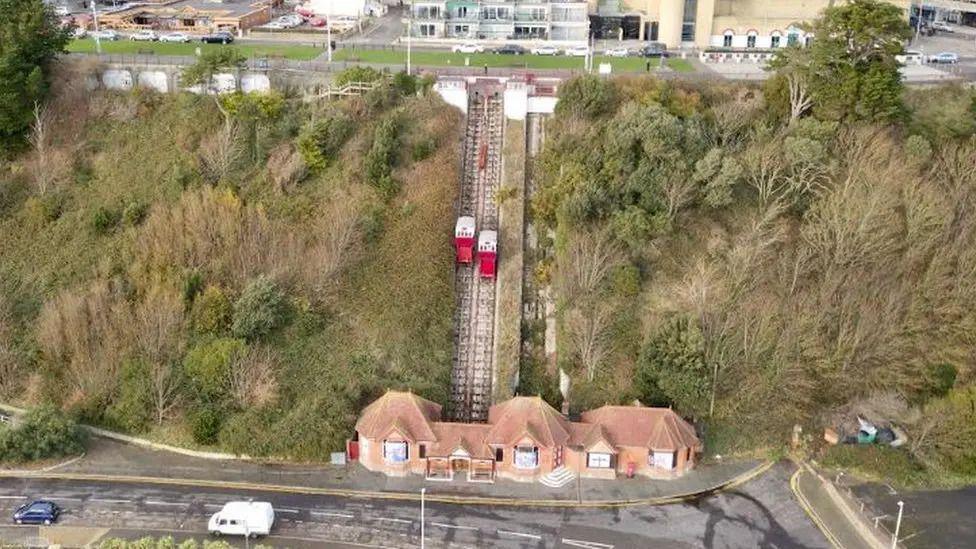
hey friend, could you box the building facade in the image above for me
[352,391,702,483]
[406,0,910,48]
[99,0,280,33]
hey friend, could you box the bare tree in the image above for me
[787,71,813,125]
[27,102,70,195]
[228,346,279,408]
[133,286,186,424]
[565,299,615,381]
[198,122,244,185]
[662,174,699,219]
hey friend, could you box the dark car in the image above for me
[637,42,668,58]
[494,44,527,55]
[201,32,234,44]
[13,501,61,525]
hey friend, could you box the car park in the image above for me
[564,45,589,57]
[452,42,484,54]
[201,32,234,44]
[12,501,61,525]
[929,51,959,64]
[159,32,191,43]
[129,30,158,41]
[90,29,120,41]
[605,46,630,58]
[637,42,668,57]
[208,501,274,538]
[494,44,527,55]
[530,45,559,55]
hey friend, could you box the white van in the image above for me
[208,501,275,538]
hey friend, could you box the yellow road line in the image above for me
[0,461,774,509]
[790,465,844,549]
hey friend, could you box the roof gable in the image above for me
[355,390,442,442]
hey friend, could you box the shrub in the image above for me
[189,405,223,445]
[0,405,86,463]
[555,76,618,119]
[636,317,710,416]
[231,276,286,340]
[364,114,401,195]
[105,359,153,432]
[411,137,436,162]
[183,337,245,401]
[296,112,354,171]
[122,201,148,226]
[334,66,383,87]
[91,206,121,235]
[821,445,926,487]
[191,285,232,335]
[392,72,417,97]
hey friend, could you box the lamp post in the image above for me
[419,487,426,549]
[891,500,904,549]
[91,1,101,54]
[327,0,333,63]
[406,5,412,76]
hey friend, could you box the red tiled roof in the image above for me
[428,422,493,459]
[355,390,441,442]
[580,405,700,451]
[486,396,571,447]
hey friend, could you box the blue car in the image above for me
[12,501,61,525]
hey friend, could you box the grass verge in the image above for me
[67,38,325,60]
[493,119,526,401]
[334,48,696,73]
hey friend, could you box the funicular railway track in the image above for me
[451,91,503,422]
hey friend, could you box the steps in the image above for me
[539,466,576,488]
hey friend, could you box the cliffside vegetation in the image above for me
[0,60,459,459]
[530,0,976,486]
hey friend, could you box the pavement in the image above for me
[848,479,976,549]
[0,462,829,548]
[16,438,764,506]
[791,464,886,549]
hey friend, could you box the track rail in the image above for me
[451,93,503,422]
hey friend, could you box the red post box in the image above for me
[627,461,636,478]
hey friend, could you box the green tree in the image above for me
[0,0,70,150]
[0,405,85,463]
[364,113,401,196]
[231,276,286,340]
[181,48,247,125]
[636,317,710,416]
[768,0,911,122]
[555,75,618,119]
[191,285,232,335]
[296,111,354,171]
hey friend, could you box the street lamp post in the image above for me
[91,1,101,54]
[406,6,413,76]
[327,0,333,63]
[891,500,904,549]
[419,487,426,549]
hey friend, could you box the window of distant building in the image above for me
[513,446,539,469]
[383,441,408,463]
[805,35,814,47]
[746,31,757,48]
[770,31,781,48]
[681,0,698,42]
[587,453,612,468]
[722,30,733,48]
[419,24,435,37]
[787,27,800,46]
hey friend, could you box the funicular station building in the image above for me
[353,391,702,483]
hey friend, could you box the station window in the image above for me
[587,452,612,468]
[513,446,539,469]
[383,441,409,463]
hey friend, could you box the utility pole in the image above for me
[891,500,904,549]
[406,5,413,76]
[327,0,333,62]
[91,1,101,54]
[419,487,426,549]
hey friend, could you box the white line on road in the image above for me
[89,498,132,504]
[46,497,83,502]
[145,500,184,507]
[0,496,26,499]
[278,508,300,514]
[561,538,615,549]
[203,504,223,510]
[431,521,478,531]
[376,517,412,524]
[311,511,354,519]
[498,529,542,540]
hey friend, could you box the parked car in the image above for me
[494,44,527,55]
[605,46,630,58]
[452,42,484,54]
[530,45,559,56]
[637,42,668,58]
[564,45,589,57]
[201,32,234,44]
[159,32,191,43]
[932,20,955,32]
[54,5,70,16]
[72,26,87,39]
[129,30,158,41]
[90,29,120,41]
[895,50,924,65]
[277,14,303,27]
[929,51,959,64]
[208,501,274,538]
[262,21,287,30]
[12,501,61,525]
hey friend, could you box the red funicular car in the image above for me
[455,216,476,264]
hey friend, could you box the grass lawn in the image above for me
[67,39,325,60]
[334,48,695,73]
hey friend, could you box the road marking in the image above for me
[46,497,82,502]
[90,498,132,504]
[311,511,354,519]
[278,508,300,514]
[0,496,26,499]
[145,500,183,507]
[376,517,411,524]
[203,504,223,510]
[498,529,542,540]
[431,521,477,531]
[562,538,614,549]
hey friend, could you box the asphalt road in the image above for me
[850,481,976,549]
[0,463,826,548]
